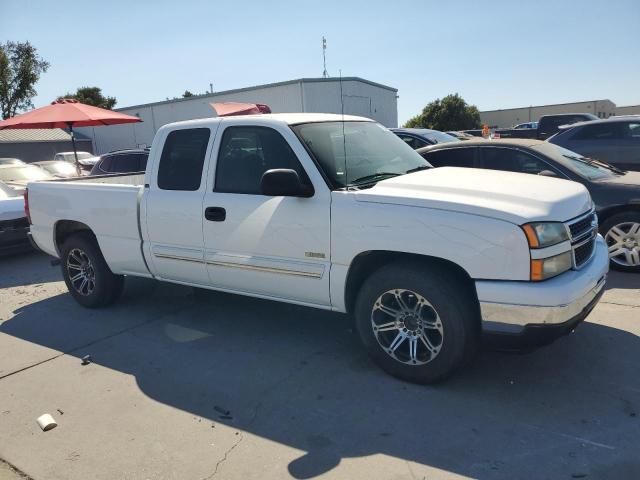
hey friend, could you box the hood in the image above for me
[0,197,25,221]
[594,171,640,187]
[355,167,592,224]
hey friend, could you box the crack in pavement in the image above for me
[202,433,244,480]
[599,300,640,308]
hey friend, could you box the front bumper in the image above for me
[476,235,609,347]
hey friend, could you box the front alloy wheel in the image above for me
[371,289,444,365]
[605,222,640,268]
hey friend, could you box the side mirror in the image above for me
[538,170,559,178]
[261,169,314,197]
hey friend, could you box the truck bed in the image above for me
[28,172,150,277]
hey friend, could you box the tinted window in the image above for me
[623,122,640,138]
[158,128,210,191]
[481,148,550,174]
[98,155,112,172]
[397,134,429,150]
[573,123,622,140]
[424,148,475,167]
[215,126,308,195]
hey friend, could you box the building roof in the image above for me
[0,128,72,143]
[480,99,614,114]
[118,77,398,111]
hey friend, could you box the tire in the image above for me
[60,232,125,308]
[354,262,479,384]
[600,212,640,273]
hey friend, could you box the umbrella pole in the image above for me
[68,123,80,175]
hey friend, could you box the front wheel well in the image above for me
[344,251,480,317]
[598,204,640,229]
[54,220,95,255]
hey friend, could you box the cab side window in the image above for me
[397,134,429,150]
[158,128,210,191]
[215,126,310,195]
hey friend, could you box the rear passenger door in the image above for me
[565,123,623,164]
[144,127,216,284]
[201,121,331,306]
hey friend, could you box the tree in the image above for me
[182,90,194,98]
[63,86,116,109]
[0,41,50,119]
[404,94,481,131]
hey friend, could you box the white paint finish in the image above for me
[476,236,609,307]
[331,191,532,283]
[0,197,24,221]
[358,167,592,225]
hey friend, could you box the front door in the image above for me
[201,122,331,306]
[144,126,216,285]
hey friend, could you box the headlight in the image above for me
[530,251,573,281]
[522,222,569,248]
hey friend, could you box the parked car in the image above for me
[0,157,25,166]
[89,149,149,175]
[26,113,608,384]
[418,138,640,272]
[54,151,99,172]
[390,128,460,149]
[0,180,31,255]
[0,164,53,194]
[548,116,640,171]
[495,114,598,140]
[33,161,79,178]
[513,122,538,130]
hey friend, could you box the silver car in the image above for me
[548,116,640,171]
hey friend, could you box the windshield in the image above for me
[0,165,51,182]
[292,121,431,188]
[39,162,77,176]
[532,143,618,180]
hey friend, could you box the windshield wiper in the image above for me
[405,165,432,174]
[565,155,626,175]
[349,172,401,186]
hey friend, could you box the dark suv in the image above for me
[89,149,149,176]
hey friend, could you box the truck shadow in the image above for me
[0,251,60,289]
[2,277,639,479]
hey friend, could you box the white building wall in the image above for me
[77,78,397,154]
[480,100,617,128]
[615,105,640,116]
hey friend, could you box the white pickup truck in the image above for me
[26,113,609,383]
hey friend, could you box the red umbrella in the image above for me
[0,98,142,172]
[211,102,271,117]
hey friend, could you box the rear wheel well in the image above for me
[54,220,95,254]
[344,251,480,318]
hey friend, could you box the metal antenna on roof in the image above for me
[322,37,329,78]
[339,69,348,189]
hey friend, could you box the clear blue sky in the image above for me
[2,0,639,124]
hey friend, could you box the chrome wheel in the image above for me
[66,248,96,296]
[371,289,444,365]
[605,222,640,267]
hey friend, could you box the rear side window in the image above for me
[424,148,475,168]
[397,134,429,150]
[481,148,550,174]
[573,123,622,140]
[623,122,640,138]
[215,126,309,195]
[158,128,210,191]
[98,155,113,172]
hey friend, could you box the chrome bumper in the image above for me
[477,235,609,334]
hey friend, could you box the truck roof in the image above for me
[162,113,374,130]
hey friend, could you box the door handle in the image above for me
[205,207,226,222]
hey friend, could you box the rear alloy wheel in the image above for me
[60,232,124,307]
[602,213,640,273]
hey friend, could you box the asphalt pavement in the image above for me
[0,252,638,480]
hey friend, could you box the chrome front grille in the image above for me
[565,210,598,268]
